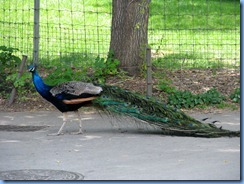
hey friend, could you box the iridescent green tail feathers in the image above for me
[93,85,240,138]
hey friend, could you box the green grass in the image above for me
[0,0,240,70]
[149,0,240,69]
[150,30,240,69]
[150,0,239,30]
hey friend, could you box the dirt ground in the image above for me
[0,68,240,113]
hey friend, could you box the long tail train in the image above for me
[93,85,240,138]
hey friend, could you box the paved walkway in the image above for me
[0,110,240,180]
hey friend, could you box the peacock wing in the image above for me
[50,81,103,97]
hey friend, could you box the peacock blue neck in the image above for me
[32,70,52,98]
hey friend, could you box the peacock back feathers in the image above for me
[93,84,240,138]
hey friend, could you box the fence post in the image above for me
[33,0,40,64]
[146,47,152,97]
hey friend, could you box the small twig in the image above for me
[8,55,27,105]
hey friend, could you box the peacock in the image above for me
[28,64,240,137]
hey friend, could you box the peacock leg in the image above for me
[71,110,83,135]
[48,112,67,136]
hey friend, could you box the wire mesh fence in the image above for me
[0,0,112,66]
[148,0,240,70]
[38,0,112,62]
[0,1,34,57]
[0,0,240,74]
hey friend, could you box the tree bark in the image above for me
[110,0,150,76]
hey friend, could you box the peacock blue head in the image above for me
[28,64,37,73]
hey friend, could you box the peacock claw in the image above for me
[202,118,209,121]
[211,120,220,124]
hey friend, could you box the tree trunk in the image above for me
[110,0,150,76]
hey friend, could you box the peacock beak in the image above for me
[27,64,36,72]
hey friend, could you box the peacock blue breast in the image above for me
[32,71,53,100]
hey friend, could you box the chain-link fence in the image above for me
[0,0,240,70]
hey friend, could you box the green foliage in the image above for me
[0,45,21,73]
[157,80,176,94]
[6,72,30,88]
[167,88,225,108]
[0,50,120,98]
[92,51,120,83]
[44,52,120,85]
[215,102,238,110]
[44,65,88,86]
[230,88,240,103]
[0,46,24,96]
[5,72,33,98]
